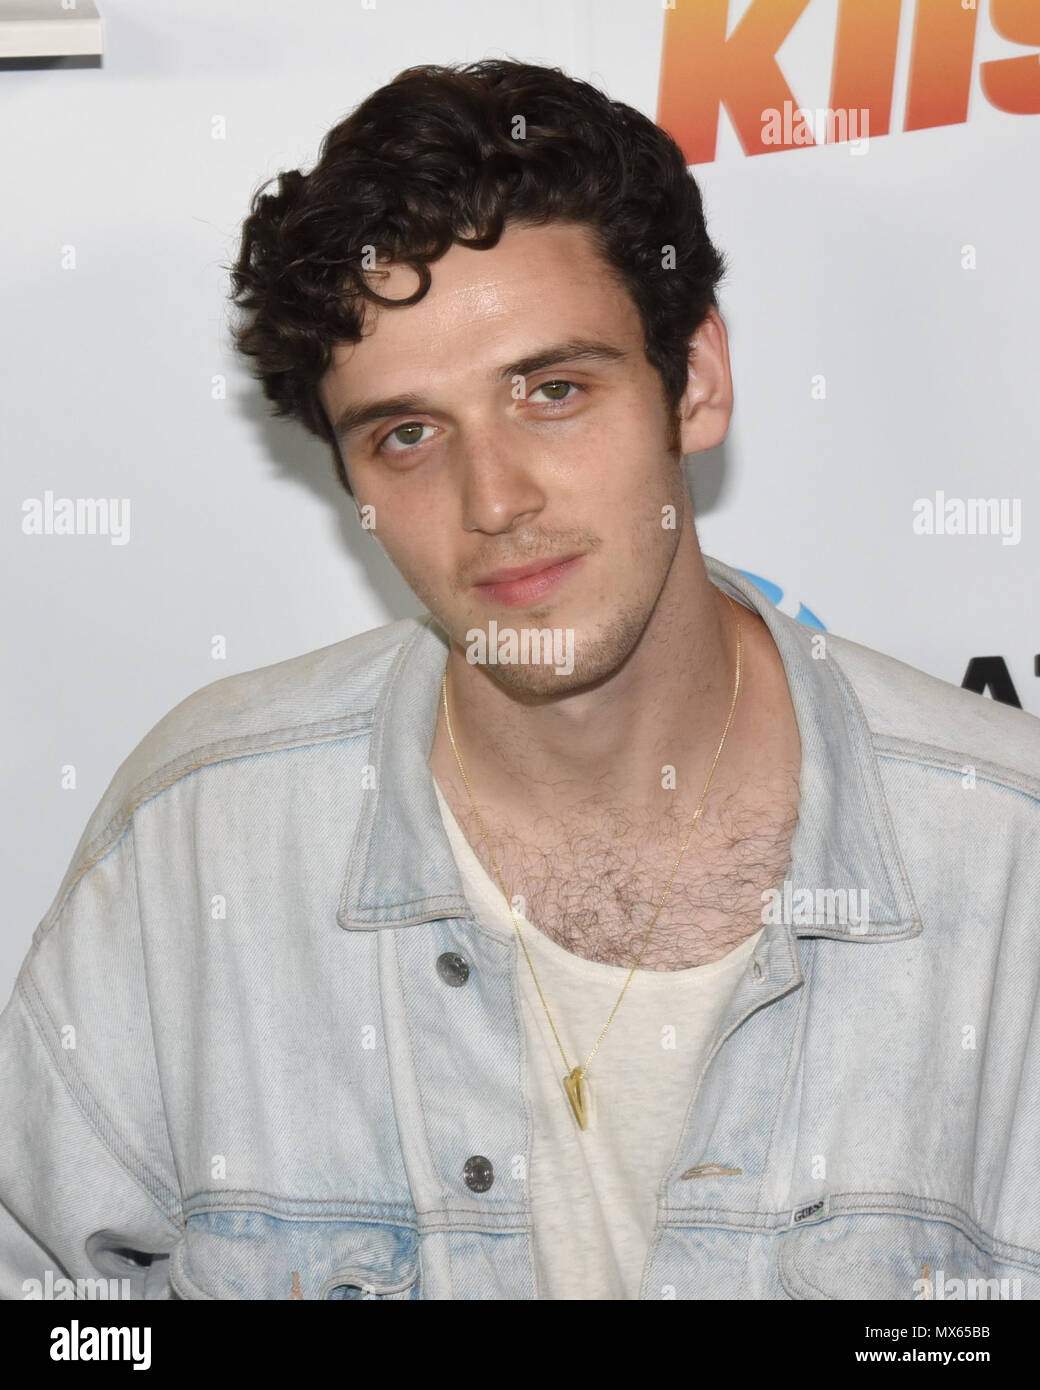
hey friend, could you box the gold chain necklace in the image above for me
[440,591,744,1131]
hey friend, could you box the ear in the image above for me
[676,307,734,457]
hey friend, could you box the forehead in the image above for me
[321,220,640,394]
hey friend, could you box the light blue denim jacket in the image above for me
[3,554,1040,1301]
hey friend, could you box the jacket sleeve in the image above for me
[0,820,184,1301]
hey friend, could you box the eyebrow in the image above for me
[329,338,629,444]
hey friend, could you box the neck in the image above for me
[430,528,752,825]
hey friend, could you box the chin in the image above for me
[476,604,652,700]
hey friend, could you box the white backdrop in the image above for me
[3,0,1038,997]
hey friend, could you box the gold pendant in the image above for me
[563,1065,590,1130]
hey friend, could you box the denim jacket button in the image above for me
[436,951,470,986]
[463,1155,494,1192]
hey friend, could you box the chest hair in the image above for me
[444,775,801,971]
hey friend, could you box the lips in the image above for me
[472,554,582,586]
[472,554,584,609]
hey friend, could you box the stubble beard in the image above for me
[416,438,689,700]
[452,518,684,700]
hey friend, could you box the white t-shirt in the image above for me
[433,780,763,1300]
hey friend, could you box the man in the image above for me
[2,60,1039,1302]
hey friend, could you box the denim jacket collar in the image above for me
[338,554,922,942]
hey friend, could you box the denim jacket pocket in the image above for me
[778,1206,1040,1301]
[170,1208,420,1301]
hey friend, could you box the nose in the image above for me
[456,427,547,536]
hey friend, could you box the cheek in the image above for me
[383,516,470,610]
[373,516,438,583]
[392,534,438,581]
[595,391,673,464]
[566,412,679,512]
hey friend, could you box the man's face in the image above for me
[319,220,712,696]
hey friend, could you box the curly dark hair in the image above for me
[228,58,729,495]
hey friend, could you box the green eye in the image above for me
[538,381,574,401]
[378,422,430,453]
[391,423,424,445]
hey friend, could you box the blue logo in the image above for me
[735,569,826,631]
